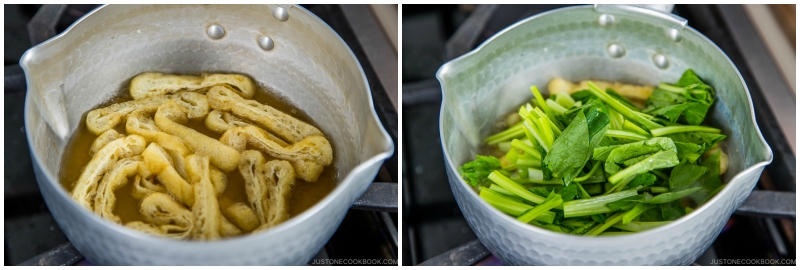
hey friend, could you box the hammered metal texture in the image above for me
[438,5,772,265]
[22,5,393,265]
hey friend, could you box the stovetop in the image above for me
[402,4,795,266]
[4,4,398,265]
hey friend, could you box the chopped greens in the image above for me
[460,69,728,236]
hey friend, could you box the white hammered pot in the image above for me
[22,4,393,265]
[438,5,772,265]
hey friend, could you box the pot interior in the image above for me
[438,5,771,188]
[23,4,391,192]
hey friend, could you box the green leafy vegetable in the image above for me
[628,173,657,188]
[645,69,715,125]
[645,186,703,204]
[459,155,501,187]
[660,200,686,221]
[461,69,727,236]
[608,151,679,185]
[558,183,579,202]
[668,161,707,189]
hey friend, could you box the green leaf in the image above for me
[646,87,686,109]
[669,161,708,189]
[544,111,590,185]
[590,214,607,224]
[460,155,501,187]
[530,187,550,198]
[638,206,663,222]
[700,151,722,191]
[628,173,657,188]
[681,103,711,125]
[605,137,677,166]
[559,183,579,202]
[673,142,703,163]
[660,201,685,221]
[645,69,714,125]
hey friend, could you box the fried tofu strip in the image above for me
[155,100,240,171]
[221,126,331,182]
[207,85,323,143]
[89,129,124,156]
[186,155,221,241]
[126,110,190,156]
[220,215,243,237]
[258,159,295,230]
[205,110,289,146]
[239,151,269,226]
[86,92,209,135]
[548,77,653,108]
[142,143,195,207]
[209,167,228,196]
[238,150,296,231]
[72,135,147,210]
[126,192,194,240]
[130,72,255,100]
[223,203,260,233]
[131,174,166,200]
[93,156,143,224]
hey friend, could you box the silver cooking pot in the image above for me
[22,4,393,265]
[438,5,772,265]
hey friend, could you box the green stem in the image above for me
[516,158,541,169]
[605,129,650,141]
[587,81,663,130]
[645,186,702,204]
[585,212,625,236]
[511,139,541,159]
[575,182,591,199]
[613,221,670,232]
[608,151,679,184]
[657,83,686,94]
[488,171,546,205]
[573,162,602,183]
[517,194,563,224]
[563,189,638,217]
[621,203,655,224]
[599,231,633,236]
[650,186,669,193]
[488,184,515,197]
[623,120,650,136]
[485,125,525,144]
[650,125,721,137]
[480,187,530,215]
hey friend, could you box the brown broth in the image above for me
[59,84,338,230]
